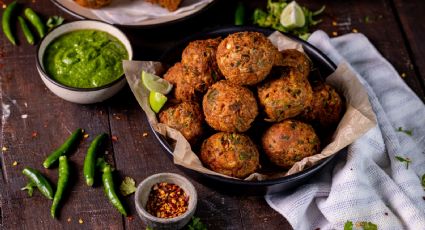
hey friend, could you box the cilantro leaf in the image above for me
[187,217,207,230]
[46,16,64,31]
[345,220,377,230]
[21,181,36,197]
[421,174,425,190]
[359,221,378,230]
[344,221,353,230]
[395,156,411,169]
[253,0,325,39]
[396,127,413,136]
[119,176,136,196]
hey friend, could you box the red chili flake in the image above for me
[31,131,38,138]
[112,136,118,142]
[127,215,134,221]
[146,182,189,219]
[113,113,121,120]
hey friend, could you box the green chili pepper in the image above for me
[24,8,46,38]
[84,133,107,186]
[17,16,34,45]
[99,161,127,216]
[43,128,83,168]
[96,157,108,170]
[234,1,245,26]
[22,167,54,200]
[2,1,18,45]
[50,156,69,218]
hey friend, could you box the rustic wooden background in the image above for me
[0,0,424,229]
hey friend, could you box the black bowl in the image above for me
[154,26,338,195]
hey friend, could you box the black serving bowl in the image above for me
[154,26,338,195]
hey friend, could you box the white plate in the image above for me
[51,0,216,26]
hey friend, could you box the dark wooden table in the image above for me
[1,0,424,229]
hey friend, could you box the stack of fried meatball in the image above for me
[158,32,343,179]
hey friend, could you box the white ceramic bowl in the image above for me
[135,173,197,230]
[36,20,133,104]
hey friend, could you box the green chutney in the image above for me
[43,30,128,88]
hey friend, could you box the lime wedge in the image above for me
[141,71,173,95]
[149,91,167,113]
[280,1,305,29]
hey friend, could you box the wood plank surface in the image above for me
[392,0,425,96]
[1,0,424,229]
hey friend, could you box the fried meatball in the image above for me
[275,49,311,79]
[257,68,313,122]
[203,81,258,132]
[216,32,279,85]
[163,62,198,102]
[201,132,260,178]
[262,120,320,169]
[159,101,204,144]
[300,83,343,127]
[182,37,222,83]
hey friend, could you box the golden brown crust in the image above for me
[202,81,258,132]
[158,101,204,144]
[163,62,198,102]
[216,32,278,85]
[300,83,343,127]
[261,120,320,169]
[201,132,260,178]
[257,68,313,122]
[182,37,222,78]
[275,49,311,79]
[146,0,182,11]
[74,0,111,8]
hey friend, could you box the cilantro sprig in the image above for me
[396,127,413,136]
[253,0,325,39]
[395,156,411,169]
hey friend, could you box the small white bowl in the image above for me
[36,20,133,104]
[135,173,197,230]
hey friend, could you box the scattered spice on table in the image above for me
[12,161,18,166]
[32,131,38,138]
[332,31,338,36]
[146,182,189,218]
[332,21,337,26]
[143,132,148,137]
[112,135,118,142]
[401,73,407,78]
[78,218,83,224]
[352,28,358,33]
[127,215,134,221]
[84,133,89,139]
[2,146,7,152]
[67,217,71,222]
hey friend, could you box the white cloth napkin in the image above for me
[90,0,213,25]
[265,30,425,230]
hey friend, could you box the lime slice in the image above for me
[141,71,173,95]
[280,1,305,29]
[149,91,167,113]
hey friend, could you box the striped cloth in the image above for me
[265,31,425,230]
